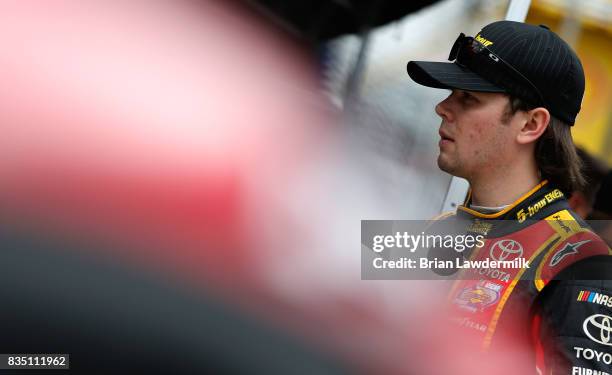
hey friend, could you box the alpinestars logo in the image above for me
[549,240,591,267]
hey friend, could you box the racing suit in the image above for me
[441,180,612,374]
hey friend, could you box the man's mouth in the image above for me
[438,129,454,142]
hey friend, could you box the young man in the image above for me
[407,21,612,374]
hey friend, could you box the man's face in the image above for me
[435,90,518,180]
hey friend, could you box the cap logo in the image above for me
[475,34,493,47]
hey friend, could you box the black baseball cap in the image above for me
[407,21,585,125]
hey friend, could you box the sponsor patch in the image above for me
[474,34,493,47]
[583,314,612,346]
[549,240,591,267]
[454,281,501,312]
[451,317,488,332]
[571,366,611,375]
[574,346,612,365]
[489,239,523,261]
[516,189,564,223]
[468,267,511,283]
[467,219,493,236]
[578,291,612,308]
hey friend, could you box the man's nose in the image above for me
[435,95,453,122]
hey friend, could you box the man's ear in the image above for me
[516,107,550,145]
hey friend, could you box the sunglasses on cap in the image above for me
[448,33,546,108]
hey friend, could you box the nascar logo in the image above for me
[577,290,612,308]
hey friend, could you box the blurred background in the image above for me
[0,0,610,373]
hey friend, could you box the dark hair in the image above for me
[506,96,585,194]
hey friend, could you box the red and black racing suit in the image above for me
[441,180,612,374]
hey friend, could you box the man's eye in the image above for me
[461,91,477,101]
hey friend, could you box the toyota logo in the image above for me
[489,239,523,261]
[583,314,612,346]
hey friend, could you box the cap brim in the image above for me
[407,61,505,93]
